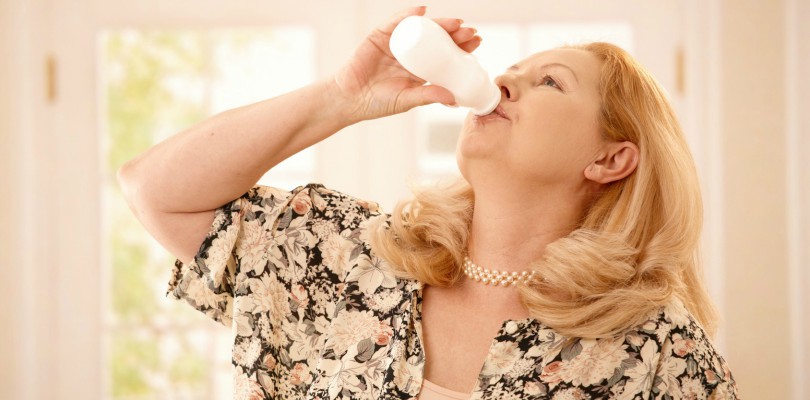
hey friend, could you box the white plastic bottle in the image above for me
[389,15,500,116]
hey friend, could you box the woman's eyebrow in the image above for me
[508,63,579,84]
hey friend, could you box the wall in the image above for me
[0,0,55,399]
[719,0,795,398]
[787,0,810,396]
[0,0,24,398]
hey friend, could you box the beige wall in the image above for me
[789,0,810,394]
[794,0,810,394]
[0,0,23,398]
[720,0,790,397]
[0,0,46,398]
[718,0,810,397]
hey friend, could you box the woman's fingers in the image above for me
[457,36,483,53]
[380,6,427,34]
[402,84,456,108]
[434,17,463,33]
[450,27,477,44]
[433,17,480,52]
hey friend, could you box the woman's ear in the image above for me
[584,141,639,184]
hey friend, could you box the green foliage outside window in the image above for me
[103,27,309,398]
[103,30,218,399]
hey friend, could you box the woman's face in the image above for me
[457,48,605,191]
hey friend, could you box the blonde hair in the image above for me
[369,42,719,339]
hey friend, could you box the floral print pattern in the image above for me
[167,183,740,399]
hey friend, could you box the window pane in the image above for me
[207,28,317,189]
[109,328,227,398]
[209,28,315,113]
[473,24,525,79]
[101,28,315,399]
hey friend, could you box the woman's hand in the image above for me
[333,6,482,122]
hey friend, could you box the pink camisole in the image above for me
[417,378,472,400]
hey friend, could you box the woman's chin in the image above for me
[456,136,501,162]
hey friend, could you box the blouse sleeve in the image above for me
[651,315,741,399]
[165,184,300,326]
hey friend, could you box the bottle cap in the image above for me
[471,83,501,116]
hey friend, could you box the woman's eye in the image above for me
[538,75,561,90]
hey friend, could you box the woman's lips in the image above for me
[494,105,510,120]
[474,105,510,124]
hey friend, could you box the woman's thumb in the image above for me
[406,84,456,108]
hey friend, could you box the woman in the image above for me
[118,6,739,399]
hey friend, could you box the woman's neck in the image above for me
[466,183,588,274]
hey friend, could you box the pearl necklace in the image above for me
[462,255,536,287]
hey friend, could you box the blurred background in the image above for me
[1,0,808,399]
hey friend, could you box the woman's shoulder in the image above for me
[648,297,717,349]
[535,297,738,398]
[618,297,740,398]
[246,182,389,228]
[486,297,739,398]
[621,297,727,366]
[275,182,384,215]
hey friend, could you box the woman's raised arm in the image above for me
[116,79,355,214]
[115,6,479,263]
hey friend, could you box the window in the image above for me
[100,28,315,399]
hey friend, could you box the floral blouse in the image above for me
[167,183,740,399]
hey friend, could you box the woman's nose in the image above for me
[495,74,518,101]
